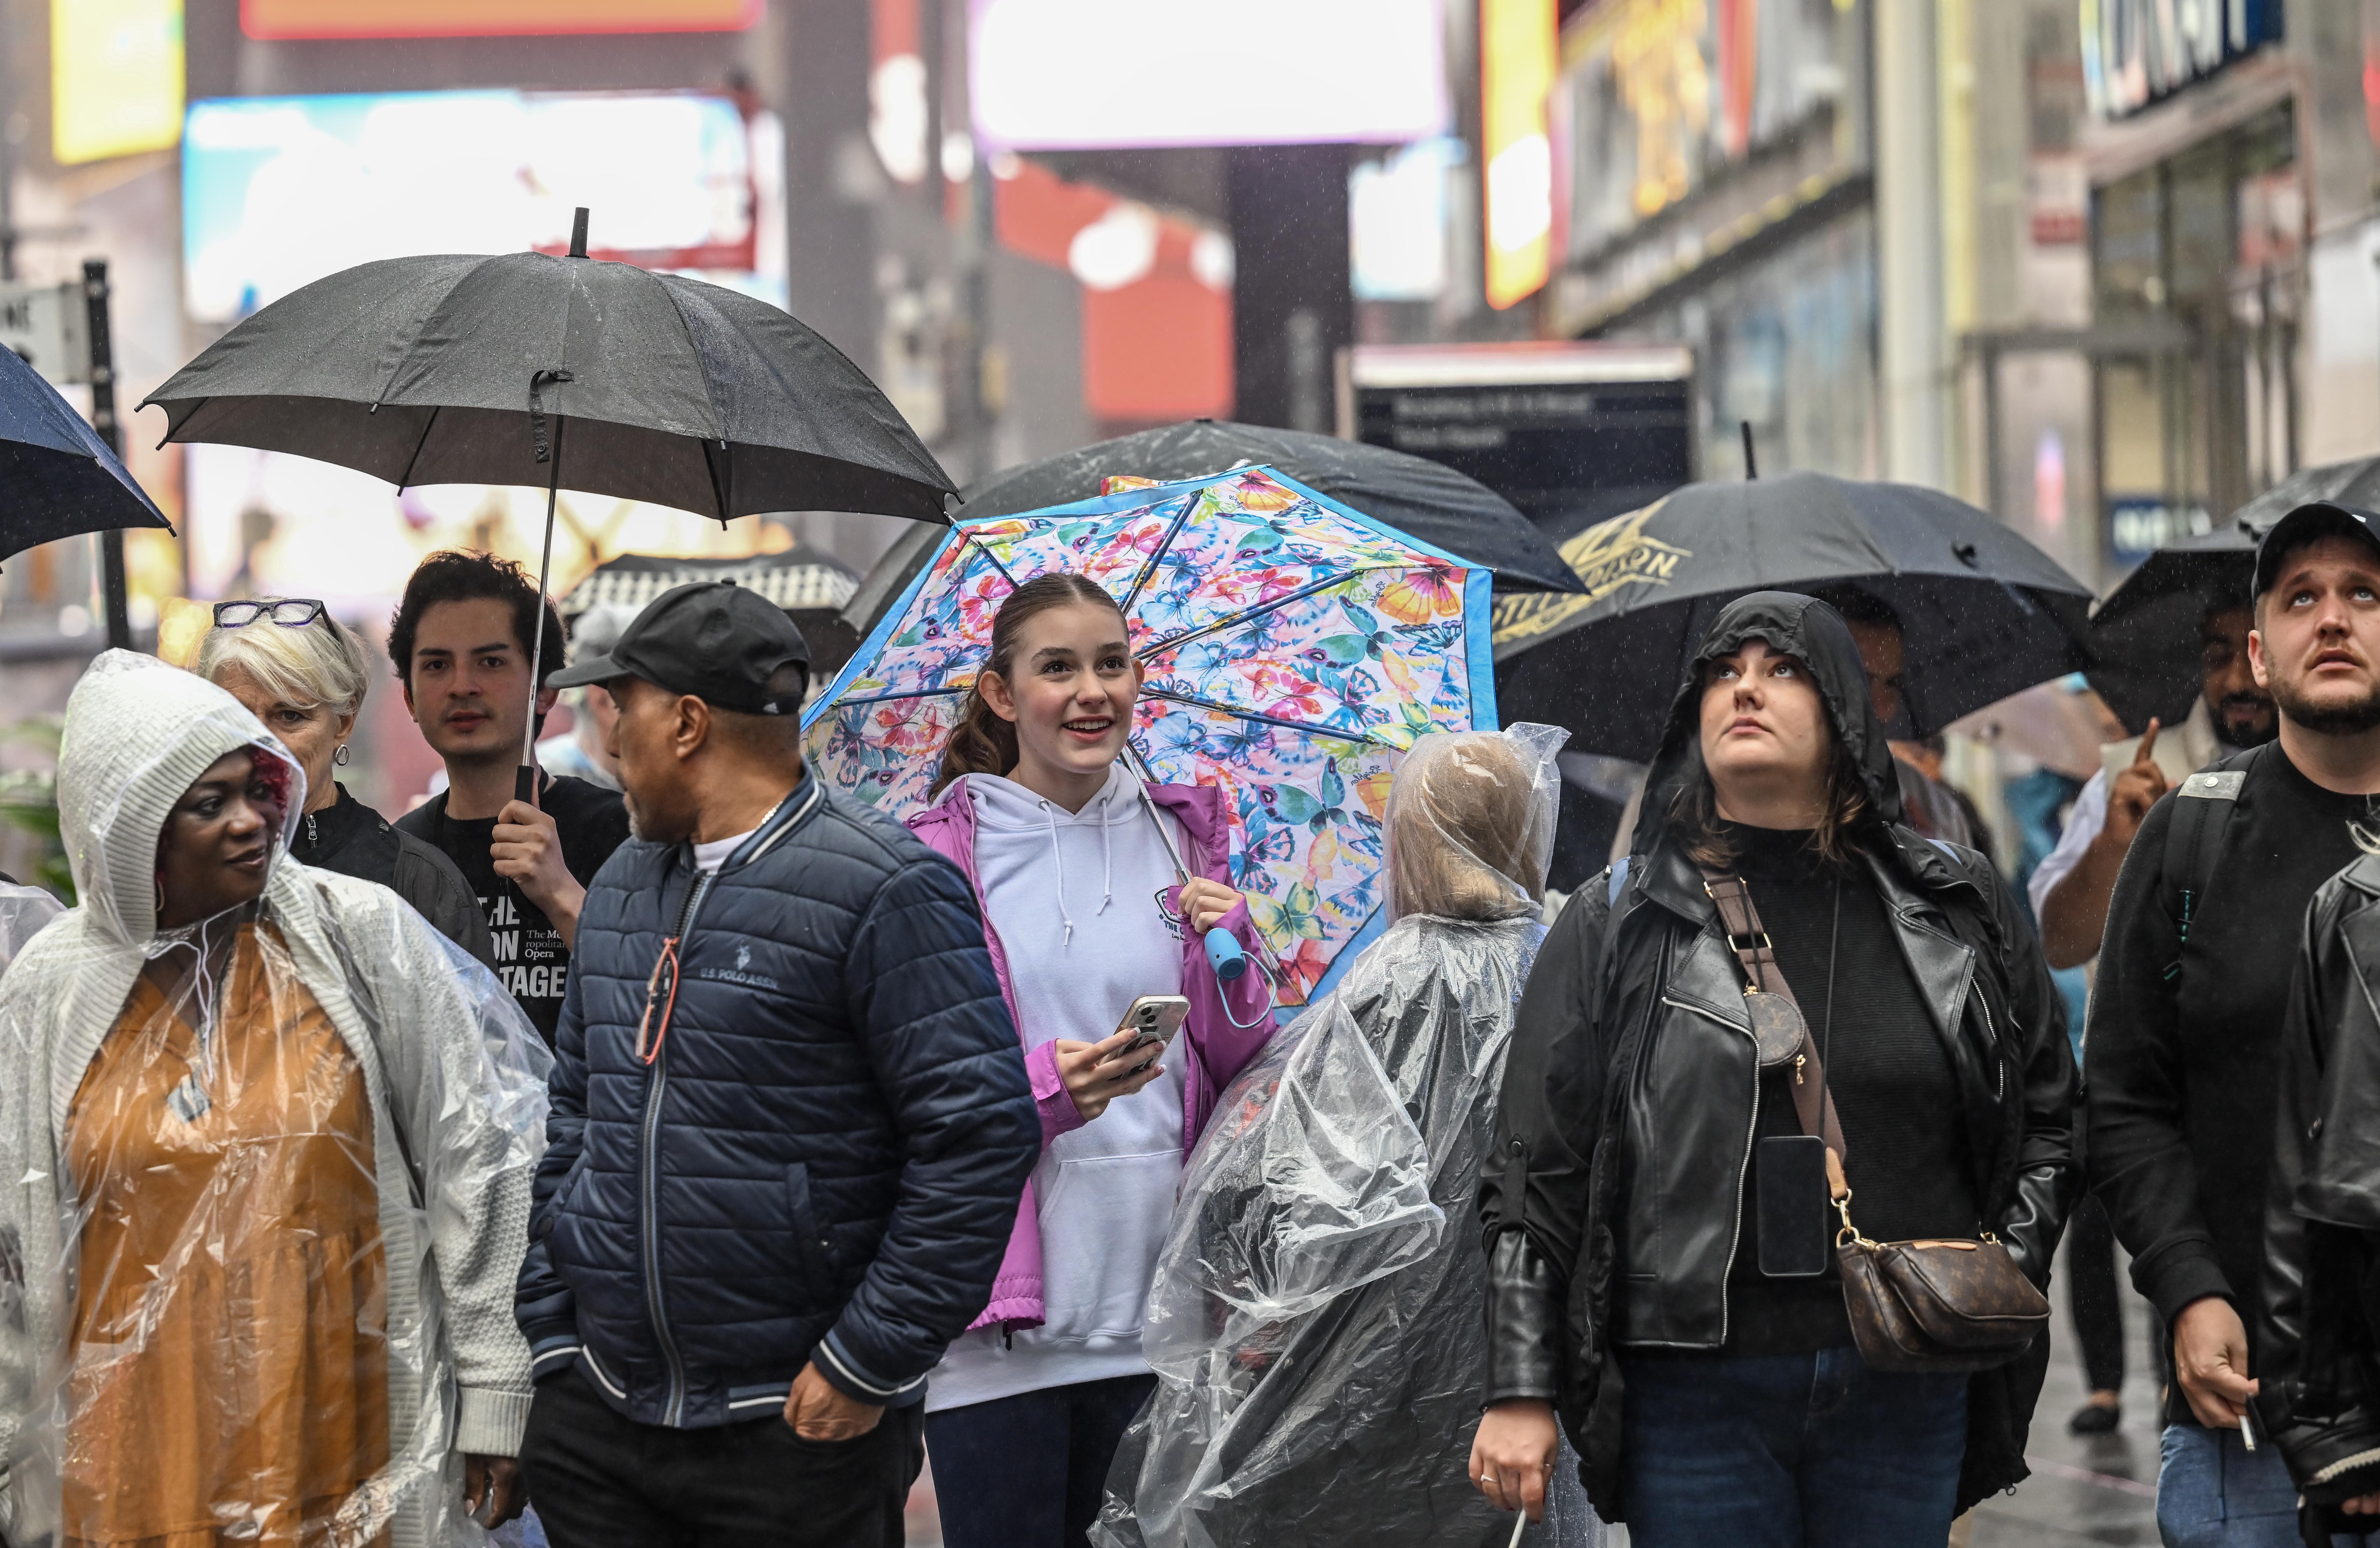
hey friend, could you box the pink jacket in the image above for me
[907,775,1276,1331]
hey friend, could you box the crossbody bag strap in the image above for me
[1699,869,1848,1161]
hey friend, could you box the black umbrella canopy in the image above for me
[2085,521,2258,733]
[0,340,169,563]
[142,249,954,522]
[1493,471,2093,760]
[2231,455,2380,532]
[954,418,1584,594]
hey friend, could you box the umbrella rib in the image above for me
[1116,491,1204,615]
[393,403,443,492]
[1138,570,1360,660]
[831,686,966,709]
[1139,687,1393,749]
[963,526,1020,587]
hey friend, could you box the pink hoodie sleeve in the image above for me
[1025,1039,1088,1148]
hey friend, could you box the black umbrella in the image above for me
[0,337,169,563]
[143,209,951,769]
[2084,522,2257,734]
[1493,471,2094,760]
[953,419,1584,595]
[2082,454,2380,732]
[2231,455,2380,530]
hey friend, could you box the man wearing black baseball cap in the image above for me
[2089,501,2380,1543]
[515,581,1037,1547]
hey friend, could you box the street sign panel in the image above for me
[0,283,90,386]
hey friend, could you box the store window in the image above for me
[2090,103,2298,567]
[1630,208,1880,482]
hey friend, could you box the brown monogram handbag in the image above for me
[1705,872,2050,1374]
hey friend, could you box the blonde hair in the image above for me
[195,600,370,717]
[1387,733,1550,921]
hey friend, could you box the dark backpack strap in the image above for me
[2161,748,2256,976]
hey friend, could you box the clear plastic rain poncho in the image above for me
[0,883,62,974]
[0,652,551,1548]
[1094,722,1604,1548]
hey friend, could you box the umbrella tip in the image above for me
[1740,420,1758,480]
[569,208,590,259]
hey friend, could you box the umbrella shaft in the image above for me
[524,420,564,769]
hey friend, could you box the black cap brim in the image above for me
[547,652,634,690]
[2255,501,2380,597]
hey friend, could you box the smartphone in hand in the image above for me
[1108,995,1191,1071]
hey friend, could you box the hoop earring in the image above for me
[154,877,165,918]
[334,743,351,766]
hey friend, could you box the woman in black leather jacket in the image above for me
[1468,593,2077,1546]
[2257,850,2380,1542]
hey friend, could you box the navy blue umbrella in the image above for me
[0,339,169,564]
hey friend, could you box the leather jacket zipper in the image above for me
[1661,992,1761,1345]
[644,864,716,1425]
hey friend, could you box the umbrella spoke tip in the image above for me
[568,208,590,259]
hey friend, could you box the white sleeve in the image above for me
[2027,768,2110,920]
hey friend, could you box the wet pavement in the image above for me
[1966,1230,2161,1547]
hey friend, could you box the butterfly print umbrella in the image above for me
[803,466,1496,1006]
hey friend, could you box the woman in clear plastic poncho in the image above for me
[1092,723,1604,1548]
[0,652,552,1548]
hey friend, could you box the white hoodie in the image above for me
[929,763,1190,1411]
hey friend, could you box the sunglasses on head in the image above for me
[213,599,327,629]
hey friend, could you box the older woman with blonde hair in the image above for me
[197,597,492,966]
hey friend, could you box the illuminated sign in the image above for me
[182,91,774,324]
[2081,0,2283,119]
[1482,0,1557,309]
[52,0,184,166]
[969,0,1448,150]
[242,0,759,38]
[1558,0,1847,257]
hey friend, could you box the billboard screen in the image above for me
[970,0,1448,150]
[53,0,184,165]
[242,0,759,38]
[182,89,778,324]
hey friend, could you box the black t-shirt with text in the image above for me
[396,772,631,1045]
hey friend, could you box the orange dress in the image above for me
[63,923,390,1548]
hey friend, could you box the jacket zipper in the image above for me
[643,864,716,1426]
[1661,993,1760,1346]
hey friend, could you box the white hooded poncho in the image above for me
[0,652,549,1548]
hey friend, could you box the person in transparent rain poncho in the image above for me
[0,652,553,1548]
[1092,724,1605,1548]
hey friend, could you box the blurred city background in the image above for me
[0,4,2364,1539]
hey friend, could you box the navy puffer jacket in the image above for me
[515,775,1037,1427]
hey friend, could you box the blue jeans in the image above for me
[1618,1346,1968,1548]
[2159,1422,2372,1548]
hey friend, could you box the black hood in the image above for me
[1634,590,1904,859]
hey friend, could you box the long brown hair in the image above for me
[931,572,1129,796]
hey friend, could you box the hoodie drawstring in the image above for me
[1097,792,1115,917]
[1042,801,1076,947]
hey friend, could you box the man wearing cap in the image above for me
[513,582,1039,1547]
[2090,503,2380,1545]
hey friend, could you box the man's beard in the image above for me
[2214,692,2279,748]
[2271,677,2380,737]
